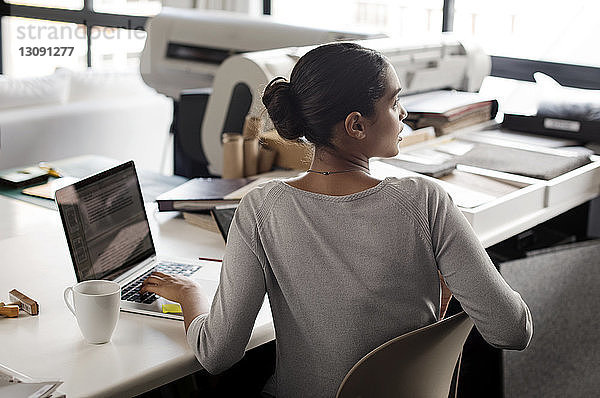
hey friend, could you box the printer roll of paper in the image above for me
[242,115,264,139]
[244,138,259,177]
[242,116,264,176]
[258,145,276,173]
[222,133,244,179]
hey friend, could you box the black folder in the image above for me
[156,177,253,212]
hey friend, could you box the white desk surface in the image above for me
[1,170,598,397]
[0,196,275,397]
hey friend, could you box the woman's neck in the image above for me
[285,147,381,196]
[309,147,370,174]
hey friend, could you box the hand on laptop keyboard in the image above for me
[121,262,201,304]
[140,270,204,306]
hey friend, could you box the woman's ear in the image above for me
[344,112,366,140]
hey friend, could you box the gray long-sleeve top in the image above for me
[186,176,533,398]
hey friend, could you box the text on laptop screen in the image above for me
[56,162,155,281]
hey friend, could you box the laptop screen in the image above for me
[55,161,156,282]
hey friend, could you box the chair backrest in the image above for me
[336,311,474,398]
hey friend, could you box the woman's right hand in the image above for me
[140,271,203,304]
[141,271,211,330]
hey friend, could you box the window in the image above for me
[90,26,147,71]
[271,0,444,37]
[0,0,150,76]
[93,0,161,17]
[3,0,599,88]
[1,16,87,77]
[0,0,265,76]
[453,0,600,67]
[4,0,83,10]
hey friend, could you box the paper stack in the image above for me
[402,90,498,136]
[0,364,64,398]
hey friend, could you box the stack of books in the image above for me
[156,169,301,213]
[156,178,250,238]
[156,171,302,236]
[402,90,498,136]
[156,177,254,212]
[181,212,221,233]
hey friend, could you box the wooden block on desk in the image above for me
[9,289,39,315]
[0,305,19,317]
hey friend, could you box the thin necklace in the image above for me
[306,169,364,176]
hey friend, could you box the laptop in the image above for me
[55,161,218,320]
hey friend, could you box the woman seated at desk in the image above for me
[141,42,533,398]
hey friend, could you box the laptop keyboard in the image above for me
[121,262,201,304]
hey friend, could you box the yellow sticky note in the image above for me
[162,303,182,314]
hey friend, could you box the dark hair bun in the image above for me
[261,43,387,148]
[262,77,307,141]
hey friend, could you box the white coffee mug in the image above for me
[64,280,121,344]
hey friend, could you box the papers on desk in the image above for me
[465,129,579,148]
[401,90,498,136]
[434,178,498,209]
[0,364,63,398]
[372,126,592,209]
[394,148,454,165]
[370,159,496,209]
[391,132,592,181]
[21,177,79,200]
[401,90,493,116]
[457,142,591,180]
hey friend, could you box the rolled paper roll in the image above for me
[258,145,277,174]
[244,137,259,177]
[242,116,264,139]
[222,133,244,179]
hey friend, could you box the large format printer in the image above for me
[140,8,382,176]
[157,35,491,176]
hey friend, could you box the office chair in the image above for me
[336,311,474,398]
